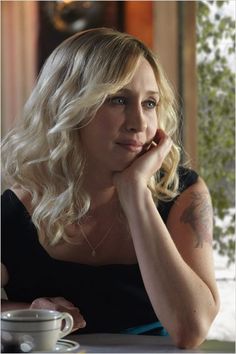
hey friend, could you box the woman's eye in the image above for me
[109,97,127,105]
[144,100,157,109]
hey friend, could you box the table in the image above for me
[69,333,235,353]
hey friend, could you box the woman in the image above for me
[1,28,219,348]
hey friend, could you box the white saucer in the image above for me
[34,339,80,353]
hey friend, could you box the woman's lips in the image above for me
[116,140,144,153]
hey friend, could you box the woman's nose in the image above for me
[124,105,147,132]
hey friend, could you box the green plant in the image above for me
[197,0,235,264]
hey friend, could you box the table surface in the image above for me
[69,333,235,353]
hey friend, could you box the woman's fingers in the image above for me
[30,297,86,330]
[30,297,58,310]
[46,296,75,308]
[113,129,173,208]
[136,131,173,176]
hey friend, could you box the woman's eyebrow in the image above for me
[115,88,160,97]
[147,91,160,98]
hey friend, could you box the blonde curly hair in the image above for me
[2,27,181,245]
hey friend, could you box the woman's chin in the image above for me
[112,157,137,172]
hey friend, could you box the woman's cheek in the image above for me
[147,119,158,140]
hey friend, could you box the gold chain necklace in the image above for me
[79,221,115,257]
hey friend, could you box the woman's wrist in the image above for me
[116,177,152,214]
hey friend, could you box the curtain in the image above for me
[2,1,38,135]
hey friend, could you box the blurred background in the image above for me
[1,0,235,342]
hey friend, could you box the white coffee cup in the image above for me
[1,309,74,352]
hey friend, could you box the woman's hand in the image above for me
[30,297,86,331]
[113,129,172,207]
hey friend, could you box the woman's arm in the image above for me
[113,132,220,349]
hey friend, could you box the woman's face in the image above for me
[80,57,159,173]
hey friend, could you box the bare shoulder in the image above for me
[166,177,219,302]
[167,176,213,249]
[180,177,212,247]
[166,176,216,282]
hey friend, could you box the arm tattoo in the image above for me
[180,192,213,248]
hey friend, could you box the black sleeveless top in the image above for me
[1,167,198,334]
